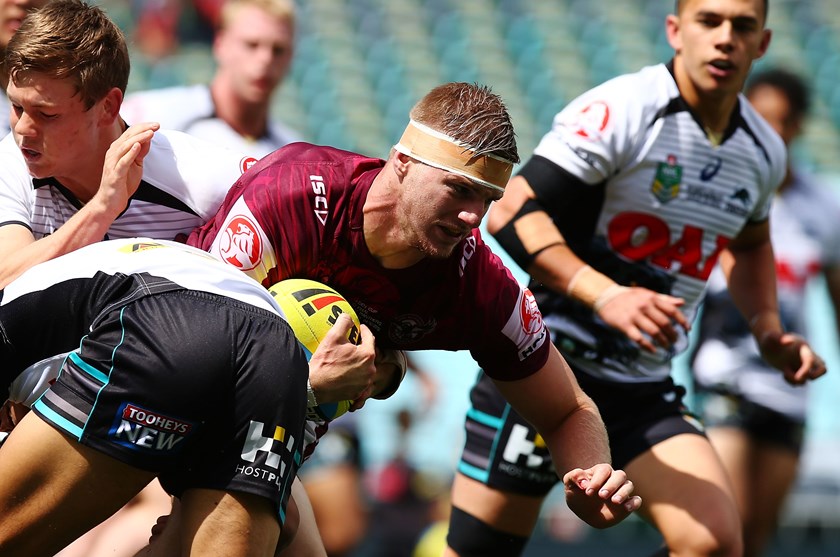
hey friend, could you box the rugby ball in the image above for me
[269,278,360,421]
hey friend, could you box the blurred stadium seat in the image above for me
[109,0,840,176]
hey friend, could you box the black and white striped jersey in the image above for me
[528,62,786,383]
[0,129,256,242]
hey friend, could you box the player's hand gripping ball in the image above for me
[269,278,360,421]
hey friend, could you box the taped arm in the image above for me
[487,156,619,308]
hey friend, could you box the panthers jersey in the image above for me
[0,130,255,241]
[693,171,840,418]
[528,62,786,383]
[188,143,550,381]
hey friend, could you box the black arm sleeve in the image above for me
[491,156,606,271]
[517,155,606,247]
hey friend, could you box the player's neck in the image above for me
[364,174,425,269]
[210,79,269,140]
[675,63,738,138]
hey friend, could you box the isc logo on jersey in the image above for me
[501,287,547,361]
[310,174,329,226]
[109,403,194,453]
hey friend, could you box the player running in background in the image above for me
[0,238,314,557]
[691,67,840,557]
[121,0,301,157]
[446,1,826,556]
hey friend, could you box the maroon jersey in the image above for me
[188,143,549,380]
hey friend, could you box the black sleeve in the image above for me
[517,155,605,249]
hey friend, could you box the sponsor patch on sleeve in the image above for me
[562,100,611,141]
[501,287,547,361]
[209,197,276,282]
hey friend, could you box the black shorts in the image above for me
[457,368,705,497]
[28,289,308,523]
[694,389,805,453]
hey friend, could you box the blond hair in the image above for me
[409,82,519,164]
[219,0,295,30]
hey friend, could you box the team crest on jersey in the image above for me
[519,288,543,335]
[651,155,683,203]
[566,101,610,140]
[219,214,263,270]
[388,314,436,344]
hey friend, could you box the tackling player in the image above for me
[0,238,336,557]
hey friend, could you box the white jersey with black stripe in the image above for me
[534,63,786,383]
[693,171,840,418]
[121,84,302,158]
[0,129,255,241]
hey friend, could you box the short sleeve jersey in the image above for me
[0,129,256,241]
[529,63,786,383]
[188,143,550,381]
[693,171,840,417]
[121,84,302,158]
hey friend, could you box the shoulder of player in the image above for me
[137,129,254,212]
[121,84,213,128]
[558,64,673,138]
[267,119,305,146]
[788,170,840,218]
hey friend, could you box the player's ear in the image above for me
[665,14,683,52]
[392,151,412,179]
[99,87,124,124]
[756,29,772,59]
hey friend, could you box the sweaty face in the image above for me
[214,5,294,105]
[0,0,48,48]
[667,0,770,99]
[748,85,800,146]
[8,73,104,184]
[396,159,500,259]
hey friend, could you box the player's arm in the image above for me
[0,123,159,288]
[488,160,689,352]
[721,219,825,384]
[492,344,641,528]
